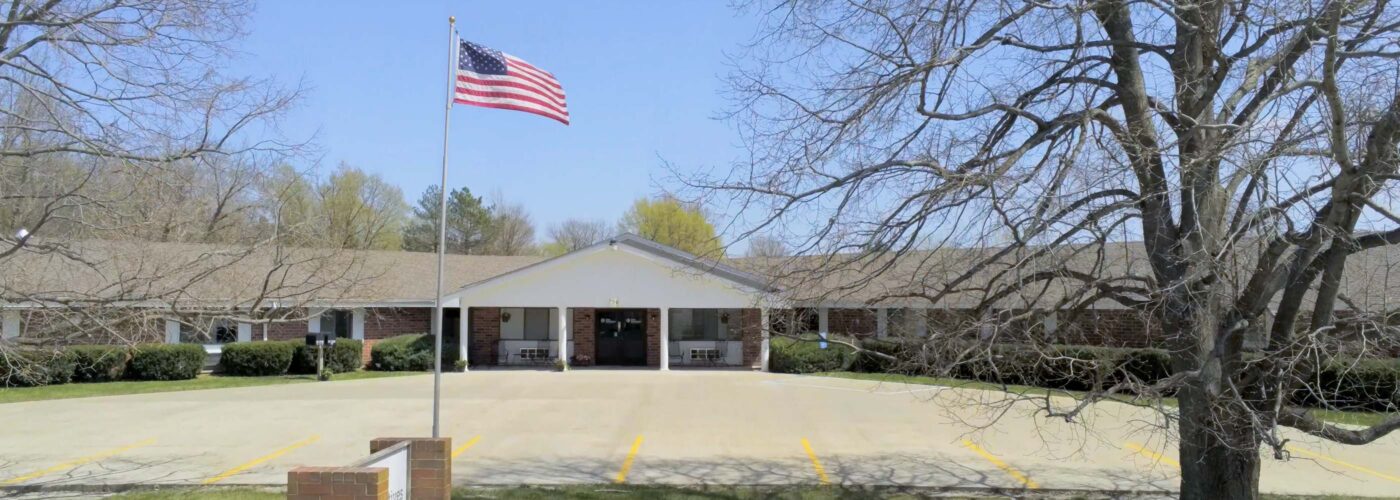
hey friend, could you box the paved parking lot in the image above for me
[1,370,1398,497]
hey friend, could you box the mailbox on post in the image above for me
[305,333,336,380]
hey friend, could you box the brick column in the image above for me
[369,437,451,500]
[572,308,595,365]
[287,467,387,500]
[645,308,661,367]
[740,309,763,369]
[468,308,501,366]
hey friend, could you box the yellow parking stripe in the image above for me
[613,435,644,484]
[2,438,155,485]
[1125,442,1181,469]
[961,439,1039,489]
[452,435,482,458]
[801,438,832,485]
[1288,445,1400,484]
[204,435,320,484]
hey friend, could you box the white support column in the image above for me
[557,307,568,368]
[459,307,470,371]
[818,307,830,340]
[351,309,366,340]
[916,308,929,337]
[307,308,322,333]
[430,309,440,341]
[2,310,19,339]
[876,308,889,338]
[760,308,771,372]
[659,307,670,371]
[164,319,181,344]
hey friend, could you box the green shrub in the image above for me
[220,341,296,376]
[291,339,363,374]
[128,344,206,381]
[369,334,456,371]
[0,348,75,387]
[852,338,898,373]
[370,334,434,371]
[67,345,131,383]
[1299,358,1400,412]
[769,336,855,374]
[1116,348,1172,390]
[840,336,1396,412]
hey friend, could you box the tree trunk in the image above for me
[1178,384,1262,500]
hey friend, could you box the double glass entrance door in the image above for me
[594,309,646,366]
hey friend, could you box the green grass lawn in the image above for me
[101,485,1400,499]
[0,370,424,404]
[815,371,1396,427]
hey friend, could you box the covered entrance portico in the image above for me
[444,235,776,370]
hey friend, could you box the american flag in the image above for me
[454,39,569,125]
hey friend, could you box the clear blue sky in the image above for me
[232,1,760,237]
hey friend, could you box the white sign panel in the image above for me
[363,443,409,500]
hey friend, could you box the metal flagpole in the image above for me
[432,15,457,439]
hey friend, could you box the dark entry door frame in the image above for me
[594,309,647,366]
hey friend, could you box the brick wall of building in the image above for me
[1055,309,1161,348]
[740,308,762,368]
[16,309,167,344]
[468,307,501,366]
[266,319,308,341]
[572,308,596,366]
[363,308,431,339]
[829,308,877,337]
[645,308,661,367]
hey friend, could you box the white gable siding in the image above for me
[447,244,765,308]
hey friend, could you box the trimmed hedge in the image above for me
[291,339,363,374]
[128,344,206,381]
[220,341,296,376]
[370,334,454,371]
[0,348,75,387]
[841,338,1400,411]
[67,345,130,383]
[1297,358,1400,413]
[769,336,856,374]
[851,339,1174,394]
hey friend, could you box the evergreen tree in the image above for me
[402,185,494,254]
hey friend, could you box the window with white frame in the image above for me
[523,308,551,340]
[669,309,741,341]
[319,309,352,338]
[179,318,238,344]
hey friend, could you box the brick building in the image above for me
[2,234,1179,370]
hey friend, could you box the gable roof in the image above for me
[442,234,774,307]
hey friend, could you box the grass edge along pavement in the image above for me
[0,370,422,404]
[812,371,1397,427]
[100,485,1400,499]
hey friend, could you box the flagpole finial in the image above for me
[449,16,455,23]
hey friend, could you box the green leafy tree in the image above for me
[619,197,722,257]
[402,185,494,254]
[318,164,407,250]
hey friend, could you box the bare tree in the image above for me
[685,0,1400,498]
[546,218,608,254]
[746,234,790,258]
[485,193,537,255]
[0,1,374,379]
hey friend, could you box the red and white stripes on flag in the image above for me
[454,39,569,125]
